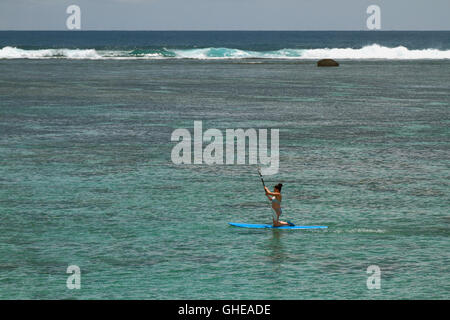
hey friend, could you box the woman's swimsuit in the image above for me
[272,196,281,204]
[272,196,282,220]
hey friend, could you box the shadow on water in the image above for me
[267,230,288,272]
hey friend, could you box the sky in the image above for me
[0,0,449,31]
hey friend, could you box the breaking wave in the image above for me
[1,44,450,60]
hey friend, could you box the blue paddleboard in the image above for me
[229,222,328,230]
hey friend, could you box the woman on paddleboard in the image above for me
[264,183,294,227]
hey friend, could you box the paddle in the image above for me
[257,167,266,189]
[258,167,271,222]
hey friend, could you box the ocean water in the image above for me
[0,31,449,299]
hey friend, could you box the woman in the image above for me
[264,183,294,227]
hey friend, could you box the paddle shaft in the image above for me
[257,168,266,189]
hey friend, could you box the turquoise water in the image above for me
[0,33,449,299]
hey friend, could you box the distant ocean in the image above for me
[0,31,449,299]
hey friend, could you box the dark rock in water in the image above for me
[317,59,339,67]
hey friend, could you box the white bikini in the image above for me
[271,196,282,220]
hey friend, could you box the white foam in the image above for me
[1,44,449,60]
[299,44,450,60]
[172,45,450,60]
[0,46,103,59]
